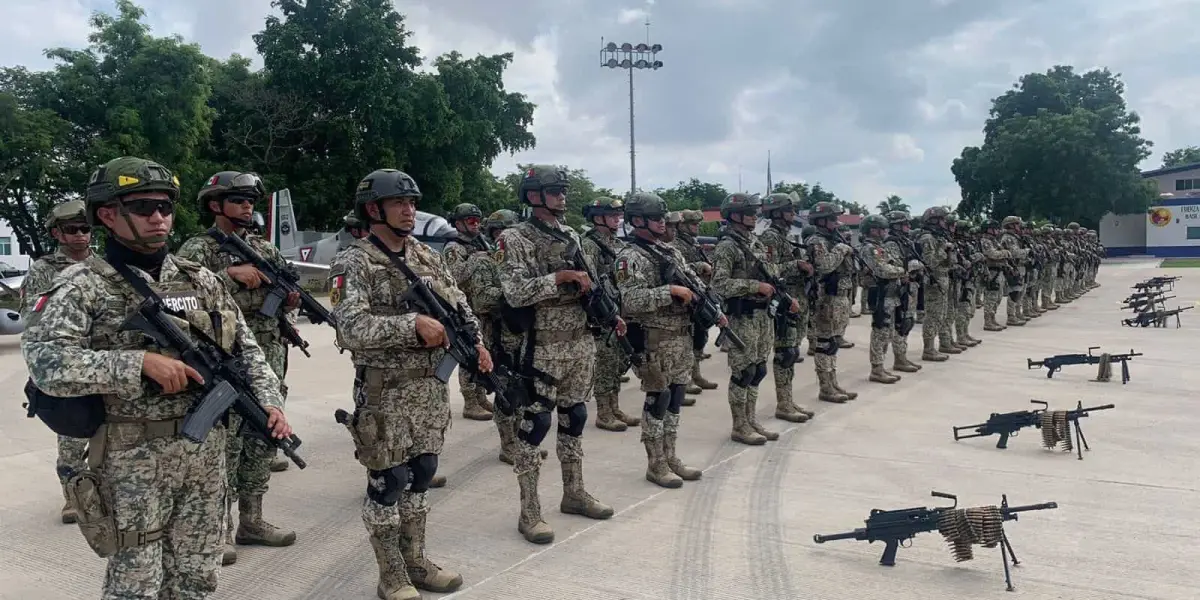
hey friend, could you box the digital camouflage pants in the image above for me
[922,277,951,348]
[226,334,287,499]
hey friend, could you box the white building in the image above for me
[1099,161,1200,257]
[0,218,31,271]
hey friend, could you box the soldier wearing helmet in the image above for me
[18,200,94,525]
[996,215,1031,326]
[914,206,960,361]
[441,203,497,422]
[669,209,720,392]
[951,218,988,346]
[1018,222,1049,320]
[332,168,489,596]
[1034,225,1062,311]
[976,219,1014,330]
[177,170,302,559]
[495,165,619,544]
[880,211,924,372]
[22,157,291,599]
[802,201,859,403]
[939,215,978,351]
[581,196,640,432]
[711,193,800,444]
[757,193,816,423]
[614,192,708,487]
[856,214,909,384]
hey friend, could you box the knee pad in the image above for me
[1008,291,1020,302]
[518,410,553,446]
[406,453,439,493]
[897,317,914,336]
[731,364,757,387]
[644,390,670,419]
[557,403,587,437]
[773,346,799,368]
[56,465,77,481]
[366,465,410,506]
[668,384,686,414]
[750,361,768,386]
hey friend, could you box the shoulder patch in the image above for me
[32,294,50,313]
[615,257,630,284]
[765,245,774,261]
[873,246,886,260]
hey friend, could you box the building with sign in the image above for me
[1099,161,1200,257]
[0,219,31,271]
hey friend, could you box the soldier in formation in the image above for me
[856,215,910,383]
[615,193,705,487]
[804,202,859,403]
[580,196,640,431]
[669,209,720,395]
[497,165,615,545]
[952,218,986,346]
[996,216,1031,326]
[22,156,293,599]
[442,202,496,421]
[19,199,94,525]
[331,169,479,599]
[176,171,299,565]
[915,207,958,360]
[881,211,923,373]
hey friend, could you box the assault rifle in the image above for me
[644,241,746,351]
[1132,275,1180,292]
[112,262,307,469]
[207,228,337,357]
[952,400,1115,460]
[561,237,643,366]
[367,237,514,416]
[1121,304,1194,328]
[1027,347,1141,384]
[1121,293,1171,312]
[813,491,1058,591]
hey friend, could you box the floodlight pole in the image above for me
[601,30,662,197]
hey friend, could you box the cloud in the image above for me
[4,0,1198,213]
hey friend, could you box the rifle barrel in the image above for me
[1078,404,1116,412]
[813,530,862,543]
[1002,501,1058,514]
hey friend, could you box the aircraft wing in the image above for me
[287,260,331,272]
[0,274,24,297]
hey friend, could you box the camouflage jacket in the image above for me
[331,237,479,370]
[176,229,296,337]
[497,219,593,333]
[581,229,625,290]
[997,231,1028,273]
[711,227,770,302]
[21,254,283,420]
[442,234,489,286]
[917,229,954,281]
[980,234,1012,267]
[615,238,696,330]
[805,229,856,298]
[669,231,710,278]
[858,236,907,289]
[758,223,810,298]
[19,248,91,320]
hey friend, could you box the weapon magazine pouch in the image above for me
[821,272,841,296]
[24,378,105,439]
[66,426,119,557]
[625,322,647,353]
[347,367,392,471]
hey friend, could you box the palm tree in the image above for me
[876,194,910,214]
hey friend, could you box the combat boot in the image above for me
[222,501,237,566]
[922,338,948,361]
[369,528,421,600]
[745,393,780,440]
[938,340,963,355]
[838,338,855,349]
[236,494,296,547]
[774,400,809,423]
[594,395,627,432]
[400,510,463,593]
[891,355,921,373]
[643,437,683,488]
[560,461,614,519]
[1042,295,1059,310]
[480,396,495,413]
[830,370,858,400]
[517,469,554,544]
[496,418,518,465]
[983,314,1005,331]
[869,365,900,384]
[610,398,641,427]
[270,456,289,472]
[461,394,493,421]
[817,372,849,403]
[60,485,77,524]
[686,383,703,395]
[692,363,718,390]
[663,428,702,481]
[430,474,446,488]
[793,403,816,418]
[729,395,767,444]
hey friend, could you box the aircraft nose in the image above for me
[0,309,24,335]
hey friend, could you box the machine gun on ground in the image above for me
[1121,293,1172,313]
[813,491,1058,591]
[1122,304,1193,328]
[1027,347,1141,384]
[642,240,746,351]
[952,400,1115,460]
[1132,275,1180,292]
[207,228,337,357]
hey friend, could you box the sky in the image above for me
[3,0,1199,213]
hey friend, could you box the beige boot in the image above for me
[60,484,77,524]
[461,389,493,421]
[236,494,296,547]
[692,362,718,390]
[611,397,642,427]
[817,371,849,403]
[729,388,767,445]
[774,373,809,423]
[496,417,518,465]
[922,337,949,361]
[938,339,963,355]
[559,461,614,519]
[829,370,858,400]
[892,354,921,373]
[517,469,554,544]
[745,390,779,440]
[644,435,683,489]
[663,424,702,481]
[400,505,463,593]
[429,474,446,488]
[869,365,900,384]
[594,394,627,432]
[369,527,421,600]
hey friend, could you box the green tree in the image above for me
[876,194,910,214]
[1161,146,1200,168]
[657,178,728,209]
[0,92,73,258]
[770,180,865,214]
[952,65,1157,227]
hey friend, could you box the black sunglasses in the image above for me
[120,199,175,218]
[60,224,91,235]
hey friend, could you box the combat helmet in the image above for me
[1066,222,1080,231]
[85,157,180,225]
[448,203,483,224]
[46,200,87,230]
[354,169,421,222]
[343,211,364,230]
[665,211,682,224]
[922,206,950,228]
[860,214,889,236]
[720,192,762,220]
[583,196,624,220]
[624,192,668,227]
[808,201,844,227]
[680,209,704,224]
[517,165,570,205]
[1001,215,1023,229]
[762,192,794,216]
[485,209,519,234]
[197,171,265,206]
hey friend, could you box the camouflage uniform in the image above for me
[997,216,1030,326]
[953,219,985,346]
[176,171,296,562]
[498,165,613,545]
[805,202,859,403]
[881,212,923,373]
[857,215,908,383]
[979,220,1013,330]
[22,157,285,600]
[916,207,956,360]
[711,193,786,444]
[615,193,704,487]
[1037,226,1062,311]
[581,197,640,431]
[332,169,467,598]
[670,210,719,395]
[756,193,814,422]
[19,201,94,524]
[442,203,496,421]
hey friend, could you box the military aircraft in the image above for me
[0,262,27,335]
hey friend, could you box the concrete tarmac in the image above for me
[1,260,1197,599]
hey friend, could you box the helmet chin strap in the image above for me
[116,205,166,251]
[539,192,566,217]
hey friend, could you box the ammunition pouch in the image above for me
[23,378,105,439]
[821,272,841,296]
[65,471,122,557]
[499,301,535,334]
[724,297,768,317]
[868,285,891,330]
[344,367,409,470]
[625,322,647,354]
